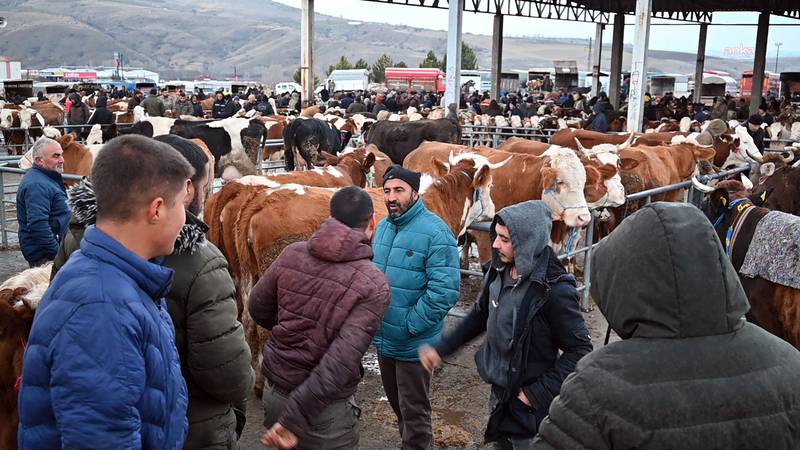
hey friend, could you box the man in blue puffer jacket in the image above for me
[15,137,71,267]
[373,165,460,450]
[18,135,193,450]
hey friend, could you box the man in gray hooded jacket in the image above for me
[420,200,592,449]
[533,202,800,450]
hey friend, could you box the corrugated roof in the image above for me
[571,0,800,14]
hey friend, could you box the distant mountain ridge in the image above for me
[0,0,797,83]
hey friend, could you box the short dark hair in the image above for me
[92,135,194,221]
[330,186,374,230]
[153,134,209,185]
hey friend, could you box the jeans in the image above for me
[378,355,433,450]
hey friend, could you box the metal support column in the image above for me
[300,0,314,106]
[692,23,708,104]
[626,0,653,133]
[608,13,625,109]
[750,11,770,116]
[590,23,605,98]
[444,0,463,109]
[490,13,504,100]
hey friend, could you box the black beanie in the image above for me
[383,165,421,192]
[149,87,157,95]
[748,114,763,126]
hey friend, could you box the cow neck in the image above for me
[671,144,699,180]
[421,167,475,237]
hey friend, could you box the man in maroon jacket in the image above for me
[249,186,391,450]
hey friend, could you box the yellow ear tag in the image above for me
[761,191,767,202]
[721,197,727,206]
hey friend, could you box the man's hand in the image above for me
[418,344,441,374]
[260,423,298,449]
[518,389,532,408]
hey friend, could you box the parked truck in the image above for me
[320,69,370,92]
[384,67,445,93]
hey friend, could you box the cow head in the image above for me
[540,146,591,228]
[0,109,15,129]
[749,155,800,215]
[575,138,626,208]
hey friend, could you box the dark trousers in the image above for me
[262,382,360,450]
[378,355,433,450]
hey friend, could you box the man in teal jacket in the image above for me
[373,165,460,450]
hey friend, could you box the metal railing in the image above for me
[461,125,557,148]
[452,165,750,316]
[0,162,84,249]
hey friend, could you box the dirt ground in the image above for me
[0,229,617,450]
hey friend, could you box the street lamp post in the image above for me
[775,42,782,73]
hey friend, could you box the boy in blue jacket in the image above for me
[18,135,194,450]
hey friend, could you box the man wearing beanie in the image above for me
[419,201,592,448]
[250,186,391,449]
[745,114,766,152]
[372,165,461,450]
[142,86,165,117]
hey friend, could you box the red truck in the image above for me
[384,67,446,93]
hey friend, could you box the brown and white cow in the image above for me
[0,263,52,450]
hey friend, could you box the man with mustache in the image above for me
[372,165,461,450]
[15,137,71,267]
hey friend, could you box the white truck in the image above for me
[319,69,369,93]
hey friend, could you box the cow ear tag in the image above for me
[760,191,767,202]
[720,197,727,206]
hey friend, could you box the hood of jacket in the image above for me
[66,180,207,255]
[307,218,373,263]
[590,202,749,340]
[490,200,552,281]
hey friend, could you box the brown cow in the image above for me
[0,263,52,450]
[550,128,633,150]
[30,101,65,125]
[748,154,800,216]
[698,180,800,348]
[497,137,550,154]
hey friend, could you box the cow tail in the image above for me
[283,120,297,171]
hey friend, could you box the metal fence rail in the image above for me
[461,125,557,147]
[0,162,83,248]
[0,122,134,154]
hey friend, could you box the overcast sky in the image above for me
[273,0,800,59]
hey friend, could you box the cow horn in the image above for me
[740,174,754,191]
[488,155,513,170]
[573,138,587,155]
[781,151,794,163]
[618,132,635,151]
[691,175,715,193]
[793,158,800,168]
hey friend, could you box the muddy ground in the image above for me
[2,245,615,450]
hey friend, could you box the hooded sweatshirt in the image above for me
[534,202,800,450]
[477,201,552,388]
[434,200,592,441]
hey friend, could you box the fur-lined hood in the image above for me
[67,180,208,255]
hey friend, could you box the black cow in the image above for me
[171,118,265,176]
[117,121,154,137]
[364,118,461,164]
[283,118,346,171]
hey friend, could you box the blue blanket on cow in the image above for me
[740,211,800,289]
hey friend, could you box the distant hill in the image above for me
[1,0,797,83]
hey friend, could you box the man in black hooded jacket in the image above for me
[533,202,800,450]
[420,200,592,449]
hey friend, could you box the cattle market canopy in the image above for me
[362,0,800,23]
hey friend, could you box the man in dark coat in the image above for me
[15,137,70,267]
[141,87,165,117]
[86,96,115,141]
[249,186,391,450]
[745,114,766,152]
[421,201,591,449]
[533,202,800,450]
[51,136,255,449]
[66,93,90,135]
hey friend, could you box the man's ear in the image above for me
[148,197,166,223]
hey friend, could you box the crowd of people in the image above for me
[11,123,800,450]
